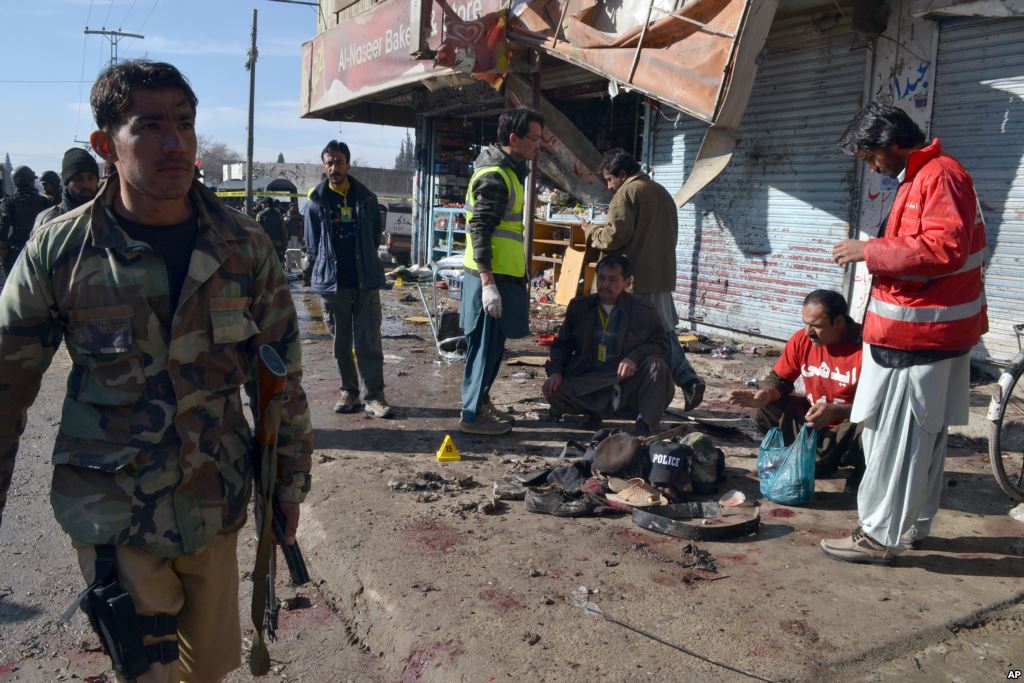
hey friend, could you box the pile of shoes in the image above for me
[506,428,727,518]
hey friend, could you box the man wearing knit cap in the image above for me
[32,148,101,233]
[39,171,62,207]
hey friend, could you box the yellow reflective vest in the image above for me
[463,164,526,277]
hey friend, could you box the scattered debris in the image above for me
[494,479,527,500]
[478,498,501,515]
[680,543,717,573]
[718,490,747,507]
[416,492,441,503]
[506,356,548,367]
[1010,503,1024,524]
[317,453,337,464]
[711,345,736,358]
[523,632,541,646]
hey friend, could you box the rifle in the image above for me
[249,344,310,675]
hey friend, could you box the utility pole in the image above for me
[244,9,258,216]
[84,28,144,65]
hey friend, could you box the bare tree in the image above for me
[197,135,242,185]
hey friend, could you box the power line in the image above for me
[120,0,138,28]
[138,0,160,32]
[75,37,89,141]
[102,0,115,27]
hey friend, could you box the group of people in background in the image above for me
[0,149,102,282]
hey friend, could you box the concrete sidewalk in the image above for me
[294,288,1024,682]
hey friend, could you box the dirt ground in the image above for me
[1,282,1022,682]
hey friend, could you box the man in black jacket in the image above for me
[257,198,287,264]
[39,171,62,207]
[304,140,392,418]
[32,148,101,232]
[0,166,52,282]
[543,254,675,435]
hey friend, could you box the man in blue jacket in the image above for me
[304,140,392,418]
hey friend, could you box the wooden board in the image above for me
[555,247,587,306]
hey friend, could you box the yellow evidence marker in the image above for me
[435,434,462,462]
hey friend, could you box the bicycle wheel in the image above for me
[989,356,1024,502]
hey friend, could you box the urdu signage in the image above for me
[302,0,500,116]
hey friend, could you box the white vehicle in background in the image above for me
[379,200,412,266]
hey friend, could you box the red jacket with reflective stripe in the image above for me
[862,138,987,351]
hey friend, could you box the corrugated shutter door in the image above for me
[649,13,865,340]
[931,17,1024,364]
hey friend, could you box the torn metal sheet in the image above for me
[509,0,770,124]
[672,0,776,207]
[506,74,610,204]
[509,0,776,206]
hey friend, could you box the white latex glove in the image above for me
[482,283,503,318]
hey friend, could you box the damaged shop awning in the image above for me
[301,0,777,205]
[300,0,507,123]
[508,0,777,206]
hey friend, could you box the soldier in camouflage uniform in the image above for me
[0,60,313,682]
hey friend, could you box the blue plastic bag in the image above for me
[757,425,817,505]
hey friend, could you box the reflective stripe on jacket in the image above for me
[463,165,526,277]
[862,138,988,351]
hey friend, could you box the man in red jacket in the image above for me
[821,102,987,565]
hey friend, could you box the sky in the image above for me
[1,0,411,178]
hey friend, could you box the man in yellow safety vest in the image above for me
[458,107,545,435]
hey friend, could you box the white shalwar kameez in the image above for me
[849,344,970,548]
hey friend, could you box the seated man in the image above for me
[731,289,866,494]
[543,254,674,436]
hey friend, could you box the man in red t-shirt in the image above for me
[731,290,865,493]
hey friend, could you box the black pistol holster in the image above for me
[80,545,179,680]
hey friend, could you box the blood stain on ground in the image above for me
[780,618,820,643]
[478,588,525,610]
[400,640,466,682]
[768,508,796,518]
[279,600,335,629]
[719,553,753,563]
[403,517,463,552]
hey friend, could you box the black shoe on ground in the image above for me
[524,486,596,517]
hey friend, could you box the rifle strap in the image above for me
[248,397,282,676]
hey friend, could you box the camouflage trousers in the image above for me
[74,531,241,682]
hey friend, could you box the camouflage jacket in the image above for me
[0,176,313,557]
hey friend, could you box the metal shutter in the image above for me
[931,17,1024,364]
[648,12,866,340]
